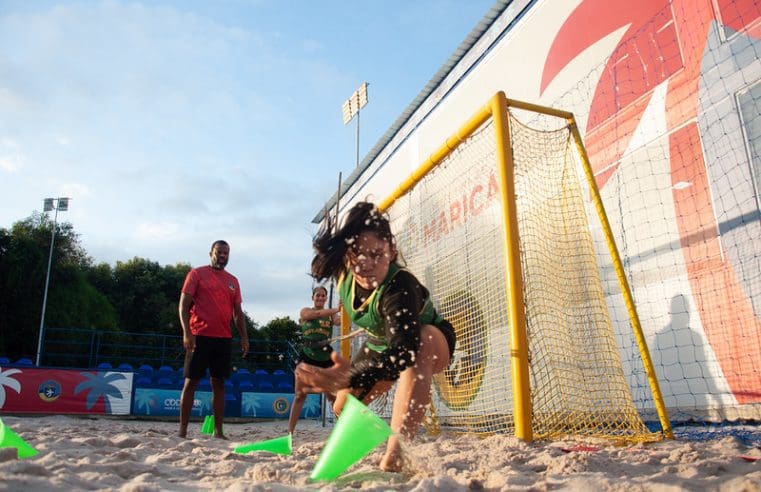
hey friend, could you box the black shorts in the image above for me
[297,349,335,368]
[437,319,457,360]
[184,335,232,380]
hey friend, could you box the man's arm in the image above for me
[179,292,195,352]
[233,303,249,357]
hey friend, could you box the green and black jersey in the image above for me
[338,263,454,396]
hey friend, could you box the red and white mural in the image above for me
[541,0,761,407]
[341,0,761,418]
[0,367,132,415]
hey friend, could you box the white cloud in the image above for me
[0,137,21,173]
[134,221,180,240]
[60,182,90,198]
[302,38,323,54]
[0,157,19,173]
[0,0,495,324]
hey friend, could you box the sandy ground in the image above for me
[1,415,760,491]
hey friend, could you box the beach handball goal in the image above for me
[346,92,673,443]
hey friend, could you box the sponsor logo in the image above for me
[272,397,290,415]
[38,380,62,402]
[434,291,488,410]
[163,397,201,410]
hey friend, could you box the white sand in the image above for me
[1,415,760,491]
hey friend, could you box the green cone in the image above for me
[0,418,39,459]
[201,415,215,435]
[234,433,292,455]
[310,395,392,481]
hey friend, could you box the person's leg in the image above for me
[180,338,207,438]
[208,337,231,439]
[288,363,307,434]
[380,324,450,471]
[210,376,226,439]
[331,379,394,418]
[179,378,199,438]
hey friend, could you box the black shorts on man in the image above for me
[184,335,232,380]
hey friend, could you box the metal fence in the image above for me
[38,327,298,373]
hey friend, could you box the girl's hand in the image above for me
[295,351,351,394]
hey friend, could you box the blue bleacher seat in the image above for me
[197,379,211,392]
[271,370,291,389]
[231,368,249,384]
[0,357,11,365]
[254,369,269,375]
[155,365,175,383]
[135,376,152,386]
[117,363,134,372]
[277,381,294,393]
[238,380,255,392]
[157,377,174,387]
[258,381,274,392]
[15,358,33,366]
[97,362,113,370]
[137,364,154,377]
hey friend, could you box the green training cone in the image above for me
[234,433,292,455]
[310,394,392,481]
[0,418,39,459]
[201,415,214,435]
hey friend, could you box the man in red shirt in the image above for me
[178,240,249,439]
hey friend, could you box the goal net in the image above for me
[373,93,669,442]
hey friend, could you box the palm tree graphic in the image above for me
[242,393,264,417]
[134,391,157,415]
[541,0,761,403]
[302,395,321,417]
[74,372,127,412]
[0,368,22,409]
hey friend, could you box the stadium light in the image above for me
[36,197,71,367]
[342,82,369,167]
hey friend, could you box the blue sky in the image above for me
[0,0,495,324]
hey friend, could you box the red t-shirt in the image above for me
[182,265,242,338]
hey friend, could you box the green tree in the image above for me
[105,258,191,336]
[0,213,273,366]
[259,316,301,346]
[0,213,115,360]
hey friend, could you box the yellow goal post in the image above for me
[341,91,673,443]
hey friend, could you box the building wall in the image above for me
[332,0,761,420]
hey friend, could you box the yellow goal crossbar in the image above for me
[342,91,673,441]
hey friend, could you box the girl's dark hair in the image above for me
[311,201,395,282]
[312,285,328,296]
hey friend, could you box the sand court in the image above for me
[1,415,760,491]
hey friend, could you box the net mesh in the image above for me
[377,104,661,442]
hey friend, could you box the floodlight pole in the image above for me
[355,109,360,168]
[36,197,69,367]
[342,82,369,168]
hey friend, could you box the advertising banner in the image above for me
[132,388,211,417]
[0,367,132,415]
[241,392,321,419]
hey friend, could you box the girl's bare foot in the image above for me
[379,449,403,472]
